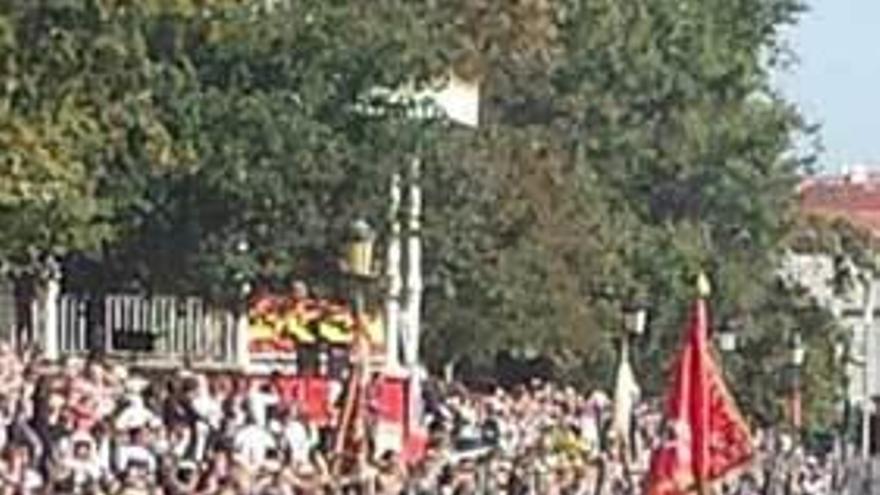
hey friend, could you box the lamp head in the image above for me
[345,219,376,277]
[622,302,648,336]
[791,332,805,366]
[696,272,711,298]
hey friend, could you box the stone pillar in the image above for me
[41,260,61,361]
[385,173,403,369]
[401,158,422,368]
[235,283,251,370]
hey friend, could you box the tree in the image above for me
[0,0,187,277]
[62,0,455,300]
[416,0,836,426]
[1,0,837,426]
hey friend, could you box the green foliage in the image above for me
[0,0,187,273]
[0,0,842,426]
[718,282,844,429]
[6,0,440,295]
[420,0,837,427]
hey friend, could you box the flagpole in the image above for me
[696,274,711,495]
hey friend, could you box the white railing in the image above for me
[55,294,240,366]
[57,295,88,354]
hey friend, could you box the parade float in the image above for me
[241,166,426,460]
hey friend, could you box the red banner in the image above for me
[264,375,332,424]
[645,297,754,495]
[372,377,407,424]
[301,377,332,425]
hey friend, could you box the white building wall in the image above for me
[781,253,880,404]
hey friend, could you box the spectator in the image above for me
[0,344,828,495]
[233,409,276,469]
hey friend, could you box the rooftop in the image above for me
[799,169,880,235]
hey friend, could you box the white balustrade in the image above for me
[51,293,238,366]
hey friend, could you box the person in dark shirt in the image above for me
[480,416,500,449]
[30,376,69,476]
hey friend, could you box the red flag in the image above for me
[645,293,754,495]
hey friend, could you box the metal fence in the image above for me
[55,294,239,365]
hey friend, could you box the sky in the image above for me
[777,0,880,171]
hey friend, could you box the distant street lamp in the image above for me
[341,218,377,356]
[345,219,376,281]
[344,218,377,322]
[716,318,743,353]
[788,332,806,431]
[835,337,852,462]
[617,298,647,466]
[622,301,648,338]
[791,332,806,367]
[717,330,737,353]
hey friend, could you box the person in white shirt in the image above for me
[280,406,314,464]
[233,411,277,468]
[115,378,158,433]
[60,432,103,487]
[247,382,279,428]
[189,374,223,428]
[115,427,157,475]
[188,377,222,462]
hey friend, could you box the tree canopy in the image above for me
[0,0,843,427]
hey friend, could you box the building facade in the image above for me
[793,170,880,406]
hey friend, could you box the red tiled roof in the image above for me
[799,174,880,236]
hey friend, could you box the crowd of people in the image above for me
[0,344,845,494]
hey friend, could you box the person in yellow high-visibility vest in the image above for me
[319,303,355,345]
[280,293,318,345]
[248,291,282,352]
